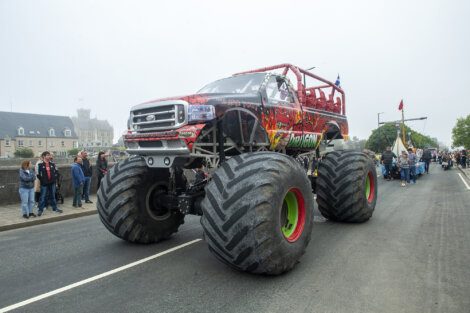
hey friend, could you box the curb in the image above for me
[0,210,98,232]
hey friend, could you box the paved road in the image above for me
[1,164,469,313]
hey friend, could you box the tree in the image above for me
[452,115,470,149]
[349,136,367,151]
[14,148,34,158]
[68,148,81,156]
[365,124,397,152]
[365,123,437,152]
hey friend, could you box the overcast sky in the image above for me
[1,0,469,146]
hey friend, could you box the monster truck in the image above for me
[97,64,377,275]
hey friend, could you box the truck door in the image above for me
[262,75,303,151]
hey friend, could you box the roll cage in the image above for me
[234,63,346,115]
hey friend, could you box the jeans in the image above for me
[384,163,392,179]
[39,184,58,211]
[74,184,83,206]
[409,165,416,183]
[424,160,430,173]
[97,174,104,189]
[82,176,91,201]
[19,187,35,215]
[400,168,410,182]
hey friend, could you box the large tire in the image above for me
[316,150,377,222]
[201,152,314,275]
[97,156,185,243]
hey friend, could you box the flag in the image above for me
[398,99,404,111]
[335,74,341,87]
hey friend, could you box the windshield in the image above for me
[198,73,266,94]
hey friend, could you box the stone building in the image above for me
[71,109,114,149]
[0,111,78,158]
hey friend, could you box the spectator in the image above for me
[37,151,63,215]
[398,150,410,187]
[19,160,36,219]
[193,162,207,185]
[80,151,93,204]
[381,146,396,180]
[461,149,467,168]
[72,156,85,208]
[303,156,309,172]
[33,156,43,205]
[422,148,432,174]
[96,151,108,189]
[407,148,417,184]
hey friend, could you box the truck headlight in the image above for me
[187,105,215,122]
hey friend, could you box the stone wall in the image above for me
[0,157,76,167]
[0,164,108,205]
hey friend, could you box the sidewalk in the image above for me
[457,165,470,180]
[0,195,98,232]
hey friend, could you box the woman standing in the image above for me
[19,160,36,218]
[96,151,108,189]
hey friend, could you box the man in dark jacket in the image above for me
[80,151,93,203]
[422,149,432,173]
[381,146,396,180]
[461,149,467,168]
[37,151,62,215]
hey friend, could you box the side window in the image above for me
[265,76,294,105]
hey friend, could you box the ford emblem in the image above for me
[146,115,155,121]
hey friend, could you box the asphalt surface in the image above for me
[1,163,469,313]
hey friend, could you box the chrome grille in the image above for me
[130,100,187,132]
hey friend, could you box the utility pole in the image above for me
[379,116,428,148]
[401,108,406,147]
[378,117,427,125]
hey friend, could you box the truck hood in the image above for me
[136,92,261,107]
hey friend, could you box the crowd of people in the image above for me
[18,150,108,219]
[437,150,468,168]
[380,146,469,187]
[380,146,432,187]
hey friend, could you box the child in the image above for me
[398,151,410,187]
[407,148,417,184]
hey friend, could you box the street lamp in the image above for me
[377,112,385,128]
[303,66,316,88]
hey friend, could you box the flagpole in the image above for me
[401,108,406,148]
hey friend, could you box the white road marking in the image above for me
[0,238,202,313]
[458,173,470,190]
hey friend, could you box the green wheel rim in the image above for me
[365,175,371,200]
[280,188,306,242]
[281,191,299,238]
